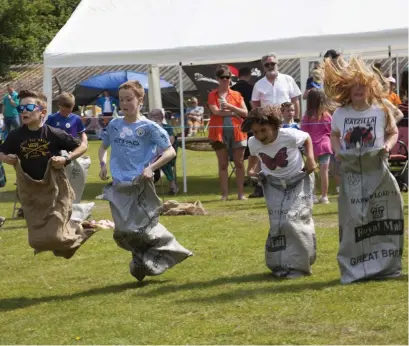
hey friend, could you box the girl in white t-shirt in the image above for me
[243,105,316,179]
[325,56,403,283]
[242,105,317,278]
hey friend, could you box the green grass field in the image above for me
[0,141,407,345]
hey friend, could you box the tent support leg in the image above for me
[179,63,187,193]
[43,67,53,120]
[148,65,163,110]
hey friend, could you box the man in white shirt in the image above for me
[251,53,301,119]
[248,53,302,199]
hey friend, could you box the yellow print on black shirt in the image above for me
[20,139,51,159]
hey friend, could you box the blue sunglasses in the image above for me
[17,104,42,113]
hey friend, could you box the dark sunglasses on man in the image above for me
[264,62,277,68]
[17,104,42,113]
[218,75,231,80]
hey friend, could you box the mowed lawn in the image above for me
[0,141,407,345]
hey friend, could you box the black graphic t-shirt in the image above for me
[0,125,81,180]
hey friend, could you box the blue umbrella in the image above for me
[79,70,173,91]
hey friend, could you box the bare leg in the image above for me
[187,120,193,136]
[215,148,229,200]
[320,163,329,198]
[192,120,201,135]
[232,147,246,199]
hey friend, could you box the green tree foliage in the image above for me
[0,0,80,78]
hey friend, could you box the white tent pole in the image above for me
[299,58,309,116]
[396,54,400,95]
[43,67,53,120]
[147,64,163,110]
[388,46,392,77]
[179,63,187,193]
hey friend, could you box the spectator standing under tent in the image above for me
[96,90,118,117]
[2,84,20,137]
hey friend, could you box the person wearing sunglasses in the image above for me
[251,53,301,120]
[207,65,248,201]
[0,90,91,258]
[0,90,87,181]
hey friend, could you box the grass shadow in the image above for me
[0,190,17,203]
[179,274,408,304]
[81,182,109,201]
[139,272,337,298]
[179,279,340,304]
[0,279,170,312]
[0,225,26,231]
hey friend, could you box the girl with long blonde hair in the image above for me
[326,56,404,284]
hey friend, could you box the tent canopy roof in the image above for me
[44,0,408,68]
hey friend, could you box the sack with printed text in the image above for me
[65,155,91,203]
[260,171,316,278]
[337,149,404,284]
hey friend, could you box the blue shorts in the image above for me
[318,154,331,165]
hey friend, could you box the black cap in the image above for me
[323,49,340,60]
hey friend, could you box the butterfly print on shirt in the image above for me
[259,147,289,170]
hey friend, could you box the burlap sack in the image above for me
[102,178,193,281]
[337,149,404,283]
[161,200,207,216]
[260,171,316,277]
[16,159,95,259]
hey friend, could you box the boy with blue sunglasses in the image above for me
[0,90,92,259]
[0,90,87,179]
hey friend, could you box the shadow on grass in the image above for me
[0,190,17,203]
[139,272,408,301]
[0,279,170,312]
[0,225,26,231]
[178,274,408,304]
[81,182,108,201]
[139,272,338,299]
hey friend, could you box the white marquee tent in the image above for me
[43,0,408,192]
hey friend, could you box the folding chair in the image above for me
[198,114,211,135]
[228,157,236,180]
[228,145,250,180]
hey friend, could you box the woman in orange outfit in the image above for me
[207,65,248,200]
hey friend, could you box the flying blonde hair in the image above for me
[323,56,395,132]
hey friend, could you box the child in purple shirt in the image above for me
[46,92,87,143]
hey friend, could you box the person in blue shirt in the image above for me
[96,90,118,117]
[46,92,87,144]
[2,84,20,137]
[281,102,300,130]
[98,80,192,282]
[98,85,174,184]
